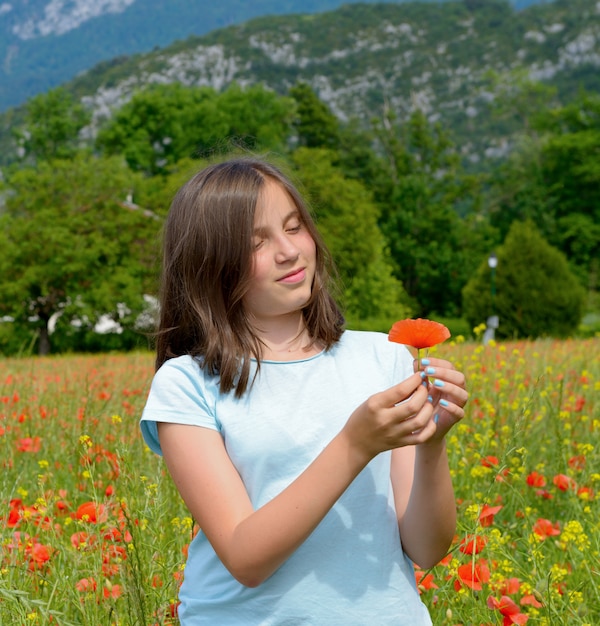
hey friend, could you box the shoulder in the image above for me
[338,329,408,353]
[154,354,202,381]
[335,329,414,369]
[148,354,222,410]
[141,355,222,455]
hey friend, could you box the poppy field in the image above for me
[1,336,599,625]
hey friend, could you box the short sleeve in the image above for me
[139,355,220,456]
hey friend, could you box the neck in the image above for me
[252,314,320,361]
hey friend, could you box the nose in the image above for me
[274,234,300,264]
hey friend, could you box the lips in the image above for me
[277,268,306,283]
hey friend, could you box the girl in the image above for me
[140,157,468,625]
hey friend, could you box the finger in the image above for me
[384,401,433,443]
[417,356,454,371]
[376,372,425,409]
[421,365,466,392]
[390,384,431,422]
[429,381,469,409]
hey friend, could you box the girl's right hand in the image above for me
[343,372,435,462]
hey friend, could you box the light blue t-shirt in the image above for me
[140,330,432,625]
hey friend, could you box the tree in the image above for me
[487,91,600,294]
[289,82,341,149]
[0,154,158,355]
[462,221,586,339]
[372,108,489,317]
[14,87,91,163]
[291,148,412,327]
[96,83,295,176]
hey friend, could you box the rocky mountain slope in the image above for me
[59,0,599,164]
[1,0,550,111]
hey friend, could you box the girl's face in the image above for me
[243,180,316,327]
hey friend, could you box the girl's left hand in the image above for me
[414,357,468,440]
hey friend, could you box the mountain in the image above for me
[54,0,598,163]
[0,0,552,112]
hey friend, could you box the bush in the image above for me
[462,220,586,339]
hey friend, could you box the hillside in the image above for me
[0,0,593,167]
[0,0,551,112]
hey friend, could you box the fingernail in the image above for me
[427,395,433,403]
[440,399,449,407]
[421,358,430,366]
[422,381,428,388]
[434,413,439,424]
[426,367,436,375]
[434,379,445,388]
[420,371,427,379]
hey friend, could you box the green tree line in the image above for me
[0,79,597,355]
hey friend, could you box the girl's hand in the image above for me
[415,357,468,442]
[343,372,437,461]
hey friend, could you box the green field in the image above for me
[1,338,598,624]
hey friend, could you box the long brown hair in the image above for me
[155,157,344,396]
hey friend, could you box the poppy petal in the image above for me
[388,318,451,350]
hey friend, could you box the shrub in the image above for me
[462,220,586,339]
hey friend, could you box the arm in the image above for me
[158,370,435,587]
[391,357,468,569]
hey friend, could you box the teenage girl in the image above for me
[140,157,468,625]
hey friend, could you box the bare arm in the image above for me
[158,370,435,587]
[391,357,468,569]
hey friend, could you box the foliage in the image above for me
[373,108,492,318]
[0,53,598,345]
[462,220,586,339]
[289,82,341,149]
[95,83,294,176]
[0,154,160,355]
[12,87,91,163]
[291,147,413,323]
[488,92,600,291]
[1,337,599,623]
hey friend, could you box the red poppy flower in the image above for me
[455,559,491,591]
[577,486,594,500]
[459,534,488,555]
[75,501,107,523]
[415,569,439,592]
[388,318,451,350]
[75,577,97,592]
[526,471,546,488]
[479,504,503,527]
[16,436,42,453]
[481,455,499,468]
[26,542,52,570]
[497,577,521,595]
[532,518,560,540]
[567,455,586,471]
[103,583,122,599]
[520,594,543,608]
[553,474,576,492]
[71,531,98,549]
[487,595,529,625]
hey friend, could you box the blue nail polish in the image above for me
[434,379,445,388]
[426,367,436,375]
[440,399,449,407]
[420,371,426,379]
[434,413,439,424]
[421,358,430,366]
[422,381,428,387]
[427,395,433,403]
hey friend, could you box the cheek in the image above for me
[303,234,317,259]
[247,252,269,285]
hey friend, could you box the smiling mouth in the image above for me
[278,268,306,283]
